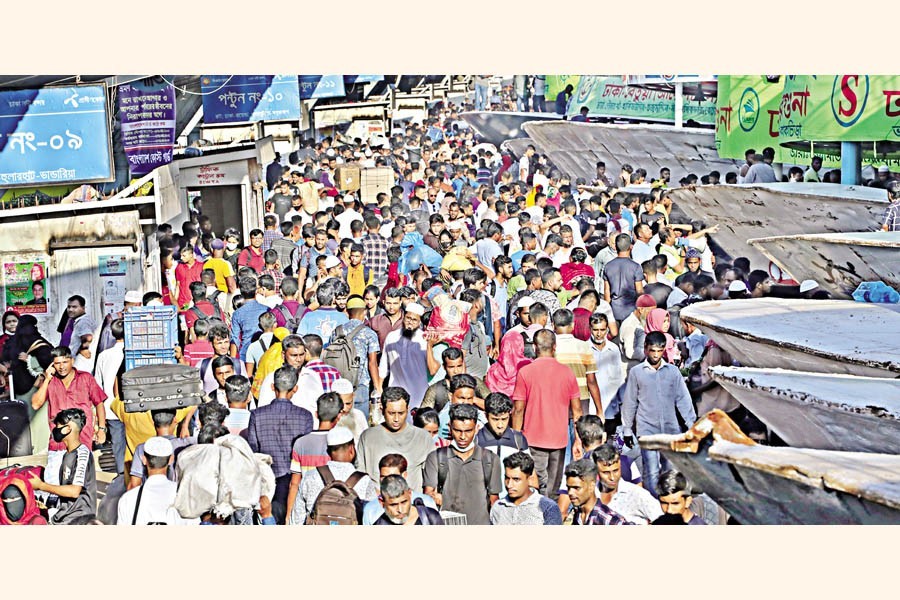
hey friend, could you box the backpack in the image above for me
[0,466,48,525]
[321,323,367,386]
[521,331,536,359]
[276,303,307,333]
[436,446,495,508]
[191,301,224,323]
[342,265,372,284]
[306,466,365,525]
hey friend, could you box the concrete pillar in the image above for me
[675,82,684,128]
[841,141,861,185]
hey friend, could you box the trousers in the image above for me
[531,446,566,501]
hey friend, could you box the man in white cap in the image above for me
[378,303,430,410]
[334,377,368,440]
[726,279,750,299]
[96,289,143,355]
[117,437,196,525]
[799,279,828,299]
[289,426,378,525]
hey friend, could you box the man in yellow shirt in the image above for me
[205,239,238,293]
[344,243,374,297]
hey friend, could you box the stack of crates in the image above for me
[123,305,178,370]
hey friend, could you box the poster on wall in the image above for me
[99,254,128,316]
[4,260,49,315]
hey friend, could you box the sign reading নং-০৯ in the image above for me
[118,79,176,176]
[0,84,113,188]
[200,75,302,124]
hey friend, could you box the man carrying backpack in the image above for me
[323,298,382,419]
[423,403,502,525]
[290,426,378,525]
[184,282,226,343]
[271,277,306,331]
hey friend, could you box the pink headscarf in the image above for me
[485,331,532,396]
[645,308,679,363]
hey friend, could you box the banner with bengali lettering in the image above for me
[201,75,301,124]
[298,75,346,99]
[118,79,176,176]
[715,75,784,159]
[567,76,716,125]
[0,84,113,188]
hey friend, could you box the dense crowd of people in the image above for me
[6,95,889,527]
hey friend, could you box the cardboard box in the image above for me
[360,167,394,204]
[297,181,319,215]
[335,164,361,191]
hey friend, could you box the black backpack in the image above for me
[276,303,307,333]
[321,323,367,386]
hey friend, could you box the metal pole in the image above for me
[841,141,861,185]
[674,82,684,128]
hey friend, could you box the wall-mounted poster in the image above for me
[4,260,49,314]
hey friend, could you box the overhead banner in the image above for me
[343,75,384,85]
[299,75,346,99]
[567,76,716,124]
[118,79,176,176]
[715,75,783,159]
[0,84,113,188]
[545,75,582,102]
[201,75,301,124]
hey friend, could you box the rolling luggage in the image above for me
[121,364,205,413]
[0,400,32,458]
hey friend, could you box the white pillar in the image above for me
[675,82,684,128]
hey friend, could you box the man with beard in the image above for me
[357,387,434,492]
[378,303,429,410]
[373,474,444,525]
[588,314,625,420]
[423,403,502,525]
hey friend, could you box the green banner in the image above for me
[545,75,581,104]
[568,76,716,124]
[715,75,783,159]
[782,75,900,142]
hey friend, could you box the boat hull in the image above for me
[460,111,561,145]
[749,231,900,299]
[711,367,900,453]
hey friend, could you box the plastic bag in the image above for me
[852,281,900,304]
[398,232,442,274]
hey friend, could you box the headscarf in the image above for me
[494,154,514,183]
[7,314,46,359]
[485,331,532,396]
[645,308,679,363]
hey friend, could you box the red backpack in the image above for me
[0,466,48,525]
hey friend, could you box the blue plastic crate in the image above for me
[124,348,177,370]
[124,306,178,351]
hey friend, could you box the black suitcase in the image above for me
[0,400,32,458]
[121,364,205,413]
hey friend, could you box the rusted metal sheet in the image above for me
[667,183,889,266]
[640,410,900,524]
[680,298,900,378]
[460,111,561,146]
[749,231,900,299]
[519,121,741,184]
[710,367,900,453]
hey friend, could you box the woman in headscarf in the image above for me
[3,314,53,452]
[485,330,532,397]
[0,309,19,360]
[644,308,681,365]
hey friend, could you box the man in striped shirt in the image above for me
[564,459,630,525]
[293,334,341,426]
[882,181,900,232]
[285,392,343,521]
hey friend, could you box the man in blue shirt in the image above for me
[620,332,696,496]
[296,278,349,346]
[230,275,275,362]
[362,453,438,525]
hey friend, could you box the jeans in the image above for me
[108,420,126,474]
[516,96,528,112]
[533,95,546,112]
[640,449,671,498]
[531,447,566,501]
[272,474,292,525]
[354,382,370,419]
[475,83,489,110]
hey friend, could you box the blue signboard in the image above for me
[200,75,301,124]
[343,75,384,85]
[299,75,346,99]
[0,84,113,188]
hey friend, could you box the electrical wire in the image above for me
[158,74,234,96]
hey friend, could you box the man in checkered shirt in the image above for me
[361,215,390,280]
[292,334,342,427]
[882,181,900,232]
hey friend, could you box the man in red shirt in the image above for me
[238,229,266,273]
[175,244,205,311]
[183,281,226,339]
[31,346,106,491]
[511,329,582,501]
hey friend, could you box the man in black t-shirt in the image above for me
[30,408,97,525]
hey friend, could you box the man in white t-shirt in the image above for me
[518,145,535,182]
